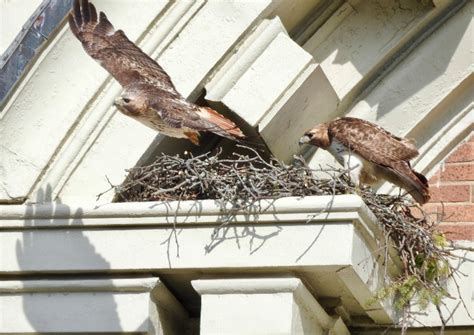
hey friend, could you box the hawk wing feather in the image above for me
[328,117,429,204]
[69,0,177,91]
[329,117,419,163]
[153,103,244,141]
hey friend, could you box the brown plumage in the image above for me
[299,117,430,204]
[68,0,244,144]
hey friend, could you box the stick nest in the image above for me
[108,145,456,310]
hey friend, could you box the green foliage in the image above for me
[433,233,448,248]
[367,233,452,311]
[366,274,449,311]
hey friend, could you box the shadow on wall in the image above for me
[310,0,469,121]
[312,0,429,79]
[14,184,122,332]
[204,199,284,255]
[363,1,470,120]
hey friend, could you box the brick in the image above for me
[439,163,474,181]
[428,172,440,185]
[439,224,474,241]
[446,142,474,163]
[429,185,470,202]
[440,204,474,222]
[410,205,438,222]
[419,203,444,220]
[419,204,474,222]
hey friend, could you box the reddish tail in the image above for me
[198,107,245,140]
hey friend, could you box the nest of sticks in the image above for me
[108,145,458,310]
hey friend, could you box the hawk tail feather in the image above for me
[412,171,430,203]
[389,162,430,205]
[198,107,245,141]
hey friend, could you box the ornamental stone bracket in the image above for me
[205,17,339,163]
[1,195,400,333]
[192,277,350,335]
[0,277,189,334]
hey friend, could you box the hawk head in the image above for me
[114,90,148,117]
[299,123,330,149]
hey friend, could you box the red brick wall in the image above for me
[425,133,474,240]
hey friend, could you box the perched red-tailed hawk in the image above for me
[299,117,430,204]
[68,0,244,145]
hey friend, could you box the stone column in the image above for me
[192,277,349,335]
[0,277,188,334]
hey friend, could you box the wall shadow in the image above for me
[203,199,283,255]
[309,0,469,122]
[363,2,470,120]
[15,184,123,332]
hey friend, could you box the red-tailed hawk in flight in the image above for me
[68,0,245,145]
[299,117,430,204]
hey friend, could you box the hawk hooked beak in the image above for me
[299,135,311,146]
[114,97,123,107]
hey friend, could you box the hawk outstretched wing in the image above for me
[68,0,177,93]
[69,0,245,144]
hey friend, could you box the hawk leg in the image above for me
[185,131,200,145]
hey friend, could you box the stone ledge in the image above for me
[0,194,375,228]
[0,195,399,325]
[0,277,159,293]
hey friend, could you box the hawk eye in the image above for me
[122,98,131,103]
